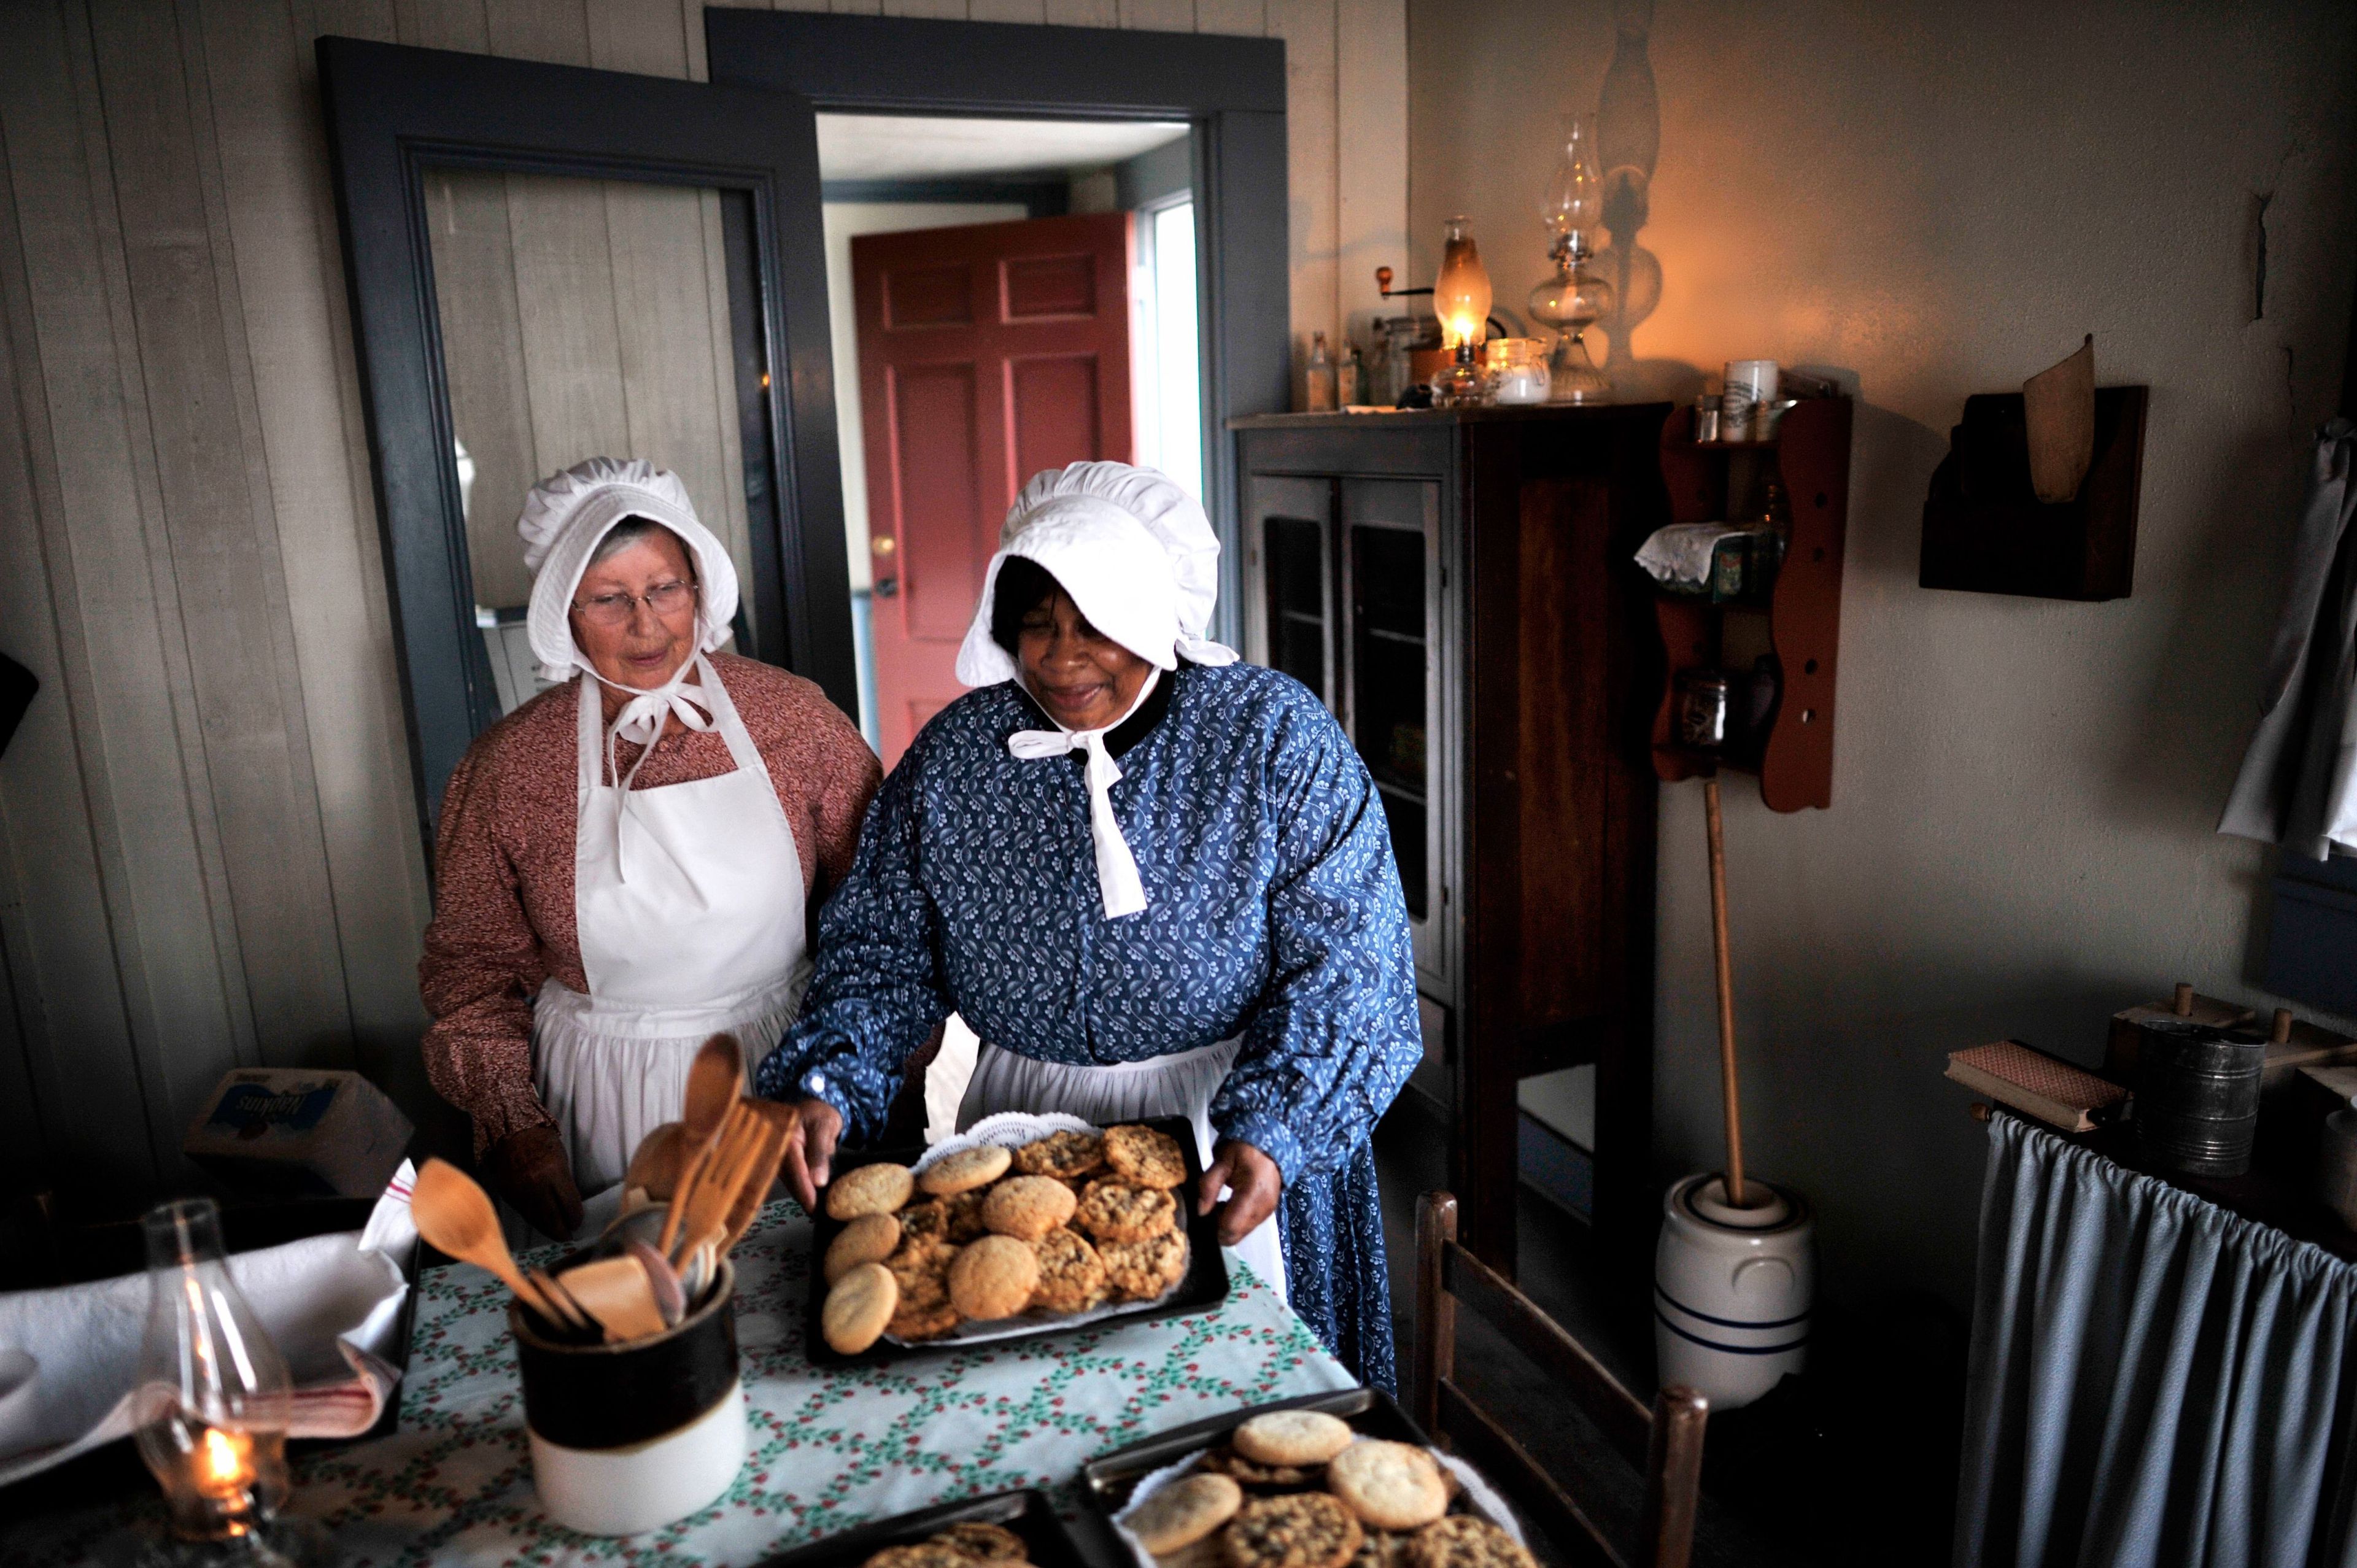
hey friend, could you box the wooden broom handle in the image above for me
[1705,779,1747,1208]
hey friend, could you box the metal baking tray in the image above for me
[1080,1386,1427,1514]
[749,1488,1089,1568]
[803,1114,1230,1365]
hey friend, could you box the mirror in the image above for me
[423,169,770,716]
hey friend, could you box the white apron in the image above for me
[957,1039,1289,1302]
[530,655,809,1218]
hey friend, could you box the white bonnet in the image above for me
[519,457,738,682]
[953,462,1237,687]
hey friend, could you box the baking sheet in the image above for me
[805,1113,1229,1365]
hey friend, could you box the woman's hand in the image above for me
[1198,1139,1282,1245]
[484,1124,584,1240]
[780,1097,844,1215]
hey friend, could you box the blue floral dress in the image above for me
[757,661,1422,1388]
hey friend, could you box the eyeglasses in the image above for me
[570,579,697,627]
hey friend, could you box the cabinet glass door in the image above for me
[1246,475,1335,705]
[1341,479,1444,984]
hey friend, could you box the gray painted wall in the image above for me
[1411,0,2357,1315]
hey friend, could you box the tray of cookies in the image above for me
[1082,1389,1536,1568]
[807,1113,1230,1363]
[748,1486,1088,1568]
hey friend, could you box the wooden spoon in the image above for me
[660,1038,746,1254]
[559,1254,670,1343]
[624,1121,689,1202]
[669,1103,761,1267]
[412,1158,561,1323]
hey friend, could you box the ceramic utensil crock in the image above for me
[511,1259,745,1535]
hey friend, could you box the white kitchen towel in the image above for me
[0,1163,417,1485]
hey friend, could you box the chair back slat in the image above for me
[1415,1190,1708,1568]
[1636,1388,1706,1568]
[1440,1237,1652,1466]
[1436,1377,1627,1568]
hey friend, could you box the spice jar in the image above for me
[1675,669,1733,749]
[1486,339,1550,405]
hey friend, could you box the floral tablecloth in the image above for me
[7,1200,1352,1567]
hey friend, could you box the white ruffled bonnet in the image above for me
[953,462,1237,687]
[520,457,739,683]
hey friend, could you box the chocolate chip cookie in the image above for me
[1104,1123,1188,1189]
[931,1523,1028,1562]
[864,1543,973,1568]
[1198,1445,1320,1490]
[1401,1517,1533,1568]
[1097,1229,1187,1300]
[1221,1493,1363,1568]
[1075,1178,1179,1243]
[1012,1129,1105,1181]
[1028,1226,1110,1313]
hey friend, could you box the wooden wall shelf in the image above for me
[1919,387,2147,602]
[1651,395,1852,812]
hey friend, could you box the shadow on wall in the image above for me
[1594,0,1662,385]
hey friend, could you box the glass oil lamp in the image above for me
[1528,114,1614,402]
[1431,216,1493,407]
[133,1198,295,1554]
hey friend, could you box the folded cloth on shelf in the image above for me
[0,1161,417,1486]
[1635,522,1748,590]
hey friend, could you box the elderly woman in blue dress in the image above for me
[757,462,1420,1388]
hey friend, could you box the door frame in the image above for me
[317,37,850,852]
[705,9,1290,650]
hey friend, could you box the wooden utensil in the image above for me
[557,1254,670,1343]
[668,1103,764,1267]
[530,1268,596,1334]
[719,1102,795,1254]
[659,1038,746,1254]
[1704,779,1751,1208]
[624,1121,688,1202]
[412,1157,562,1322]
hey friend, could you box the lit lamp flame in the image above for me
[199,1426,254,1496]
[1433,216,1492,353]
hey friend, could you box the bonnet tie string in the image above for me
[1005,669,1159,920]
[592,662,715,881]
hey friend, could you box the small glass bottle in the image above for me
[133,1198,293,1543]
[1337,342,1361,408]
[1306,331,1337,412]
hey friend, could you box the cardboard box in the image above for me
[184,1068,413,1199]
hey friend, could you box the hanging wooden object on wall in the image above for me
[1919,377,2148,603]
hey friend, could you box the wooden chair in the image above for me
[1414,1191,1708,1568]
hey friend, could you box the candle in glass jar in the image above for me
[1485,338,1550,405]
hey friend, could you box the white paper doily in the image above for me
[1110,1436,1530,1568]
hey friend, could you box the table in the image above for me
[9,1202,1353,1566]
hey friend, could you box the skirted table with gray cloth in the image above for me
[1957,1113,2357,1568]
[6,1199,1353,1566]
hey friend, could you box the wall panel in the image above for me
[0,0,1397,1210]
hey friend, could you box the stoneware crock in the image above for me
[510,1258,745,1536]
[1654,1173,1813,1410]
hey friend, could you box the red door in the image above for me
[854,212,1136,765]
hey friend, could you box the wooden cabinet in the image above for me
[1232,406,1671,1275]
